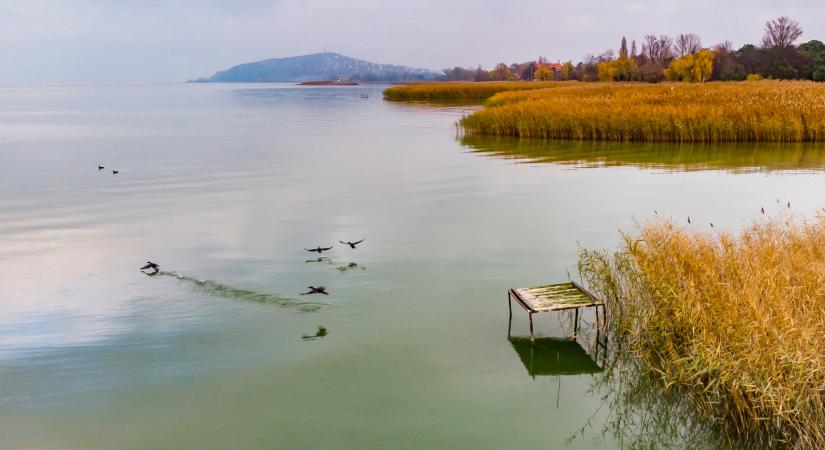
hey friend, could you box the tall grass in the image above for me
[461,81,825,142]
[382,81,568,101]
[578,214,825,447]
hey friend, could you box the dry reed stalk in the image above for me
[579,214,825,447]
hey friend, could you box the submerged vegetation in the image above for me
[382,81,568,101]
[460,81,825,142]
[578,214,825,447]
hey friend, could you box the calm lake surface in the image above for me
[3,84,825,449]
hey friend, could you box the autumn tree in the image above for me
[473,66,490,81]
[710,41,744,80]
[664,50,714,82]
[442,67,475,81]
[489,63,516,81]
[560,61,575,80]
[757,17,809,79]
[599,37,639,81]
[534,66,554,81]
[636,35,673,82]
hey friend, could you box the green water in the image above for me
[2,84,824,449]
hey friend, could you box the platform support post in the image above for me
[573,308,579,338]
[507,291,512,337]
[528,312,534,344]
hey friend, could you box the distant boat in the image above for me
[298,80,359,86]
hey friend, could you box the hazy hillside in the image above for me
[194,52,440,83]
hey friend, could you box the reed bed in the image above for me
[579,214,825,447]
[461,81,825,142]
[382,81,569,101]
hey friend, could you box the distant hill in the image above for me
[193,52,440,83]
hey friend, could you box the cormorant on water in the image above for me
[305,245,333,253]
[339,238,365,249]
[301,286,329,295]
[141,261,160,272]
[302,326,328,340]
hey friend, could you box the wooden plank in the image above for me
[510,281,604,314]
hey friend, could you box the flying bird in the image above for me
[112,170,119,175]
[787,202,791,208]
[339,238,365,249]
[301,286,329,295]
[305,245,333,253]
[141,261,160,271]
[761,207,765,214]
[98,165,104,171]
[687,216,691,224]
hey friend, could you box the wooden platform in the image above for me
[508,281,605,343]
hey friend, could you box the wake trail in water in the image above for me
[152,271,324,312]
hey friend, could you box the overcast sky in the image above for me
[0,0,823,84]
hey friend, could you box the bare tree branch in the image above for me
[761,16,802,48]
[675,33,703,57]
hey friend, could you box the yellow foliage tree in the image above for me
[560,61,575,80]
[534,66,554,81]
[664,50,715,82]
[598,57,638,81]
[598,61,616,81]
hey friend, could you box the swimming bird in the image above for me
[112,170,119,175]
[339,238,365,249]
[98,165,104,171]
[301,286,329,295]
[140,261,160,271]
[302,326,328,340]
[305,246,333,253]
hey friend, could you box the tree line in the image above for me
[441,16,825,83]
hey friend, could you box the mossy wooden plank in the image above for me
[513,282,602,312]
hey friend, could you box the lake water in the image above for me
[2,84,825,449]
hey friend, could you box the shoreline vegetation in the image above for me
[387,80,825,143]
[579,214,825,447]
[433,17,824,84]
[383,81,564,101]
[459,81,825,142]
